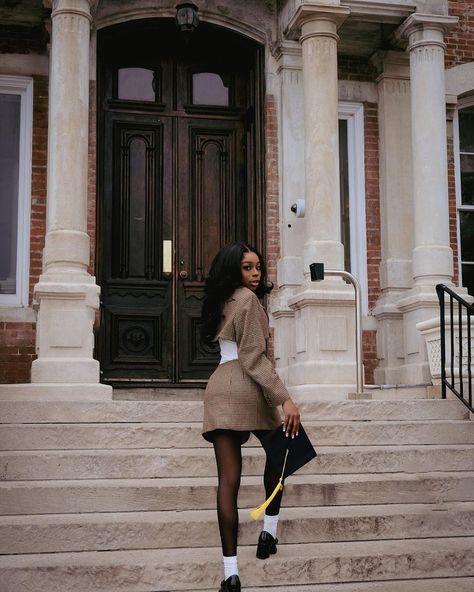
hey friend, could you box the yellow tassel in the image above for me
[249,449,289,520]
[250,480,284,520]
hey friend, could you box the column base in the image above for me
[396,283,471,384]
[288,383,355,401]
[31,358,100,383]
[286,281,358,397]
[33,273,102,385]
[0,383,112,401]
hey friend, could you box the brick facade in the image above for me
[362,103,381,384]
[1,4,473,385]
[265,95,280,290]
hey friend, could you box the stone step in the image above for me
[1,472,473,515]
[2,445,473,481]
[201,579,474,592]
[0,399,468,424]
[2,502,473,554]
[2,419,473,450]
[1,537,473,591]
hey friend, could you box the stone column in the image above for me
[371,51,413,385]
[285,4,357,399]
[396,13,459,384]
[30,0,110,396]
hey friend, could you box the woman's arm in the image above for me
[234,292,300,435]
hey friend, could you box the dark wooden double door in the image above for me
[98,21,263,384]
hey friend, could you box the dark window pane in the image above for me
[459,106,474,153]
[118,68,155,101]
[338,119,350,272]
[128,138,146,277]
[461,263,474,297]
[0,93,20,295]
[460,210,474,262]
[460,153,474,205]
[192,72,229,106]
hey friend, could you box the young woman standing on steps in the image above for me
[201,242,300,592]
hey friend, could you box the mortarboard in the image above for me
[250,423,317,520]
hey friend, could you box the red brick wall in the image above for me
[88,81,97,275]
[265,95,280,290]
[0,322,36,383]
[363,103,381,384]
[445,0,474,68]
[29,76,48,300]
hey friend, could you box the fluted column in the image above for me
[31,0,109,393]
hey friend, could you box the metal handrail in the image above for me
[310,263,364,395]
[436,284,473,413]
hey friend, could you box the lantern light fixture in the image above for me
[175,2,199,33]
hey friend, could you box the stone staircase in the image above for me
[0,390,474,591]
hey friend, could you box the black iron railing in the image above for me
[436,284,473,413]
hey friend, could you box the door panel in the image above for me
[101,113,173,381]
[176,118,247,380]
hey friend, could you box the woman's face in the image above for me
[240,251,261,291]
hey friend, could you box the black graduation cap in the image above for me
[250,423,317,520]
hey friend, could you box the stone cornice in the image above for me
[343,0,416,24]
[285,4,351,41]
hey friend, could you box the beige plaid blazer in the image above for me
[202,286,290,441]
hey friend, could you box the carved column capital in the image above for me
[396,13,458,52]
[285,4,350,43]
[43,0,95,21]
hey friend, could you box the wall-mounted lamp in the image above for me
[175,2,199,33]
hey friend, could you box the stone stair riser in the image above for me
[1,473,473,514]
[2,421,474,450]
[200,579,474,592]
[2,447,473,480]
[2,505,473,554]
[1,539,473,591]
[0,399,467,424]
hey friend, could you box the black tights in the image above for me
[212,429,283,557]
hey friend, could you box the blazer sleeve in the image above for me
[234,292,290,408]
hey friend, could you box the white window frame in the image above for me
[453,96,474,291]
[338,102,368,314]
[0,75,33,307]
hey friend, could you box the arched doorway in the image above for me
[97,19,265,385]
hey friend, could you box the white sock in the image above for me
[263,513,279,539]
[223,555,238,579]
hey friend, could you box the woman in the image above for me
[201,242,300,592]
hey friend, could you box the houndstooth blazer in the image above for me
[202,286,290,441]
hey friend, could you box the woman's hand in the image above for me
[282,398,300,438]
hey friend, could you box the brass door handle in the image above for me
[179,270,189,280]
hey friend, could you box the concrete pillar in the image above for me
[371,51,413,385]
[30,0,110,395]
[396,13,459,384]
[285,4,357,399]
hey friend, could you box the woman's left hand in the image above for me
[282,398,300,438]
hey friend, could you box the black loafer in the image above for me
[256,530,278,559]
[219,574,241,592]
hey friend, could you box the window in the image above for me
[454,100,474,297]
[338,102,368,313]
[0,76,33,306]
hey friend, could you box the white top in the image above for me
[219,338,238,364]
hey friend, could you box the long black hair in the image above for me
[200,242,272,343]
